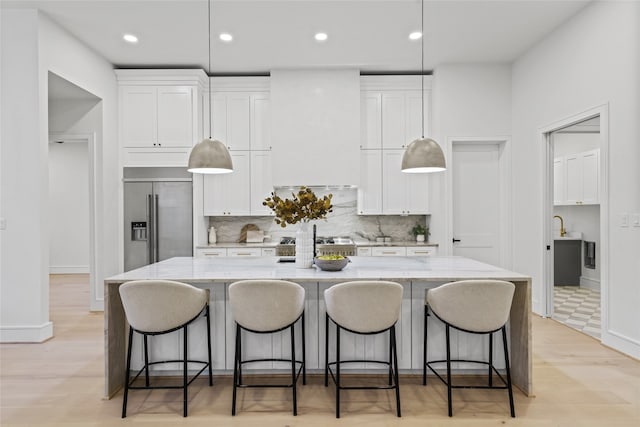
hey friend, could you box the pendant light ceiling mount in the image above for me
[187,0,233,175]
[401,0,446,174]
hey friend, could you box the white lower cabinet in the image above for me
[319,281,412,370]
[406,247,437,257]
[227,247,261,257]
[372,247,407,257]
[195,248,227,258]
[261,247,276,257]
[356,247,372,256]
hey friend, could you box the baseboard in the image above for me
[580,276,600,290]
[49,265,89,274]
[0,322,53,343]
[602,329,640,360]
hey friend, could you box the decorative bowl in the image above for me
[314,256,349,271]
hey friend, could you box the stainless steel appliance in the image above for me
[124,168,193,271]
[276,236,356,257]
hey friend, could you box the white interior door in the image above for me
[452,143,501,266]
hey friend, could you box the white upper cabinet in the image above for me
[382,150,429,215]
[360,92,382,149]
[211,89,271,151]
[381,92,406,149]
[203,151,251,216]
[251,93,271,151]
[116,70,207,167]
[120,85,194,148]
[357,150,383,214]
[554,149,599,205]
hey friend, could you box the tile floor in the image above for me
[552,285,601,339]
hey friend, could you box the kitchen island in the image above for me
[104,256,531,398]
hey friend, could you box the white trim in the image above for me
[48,132,102,310]
[580,276,600,290]
[361,75,433,91]
[0,322,53,343]
[539,104,609,341]
[602,331,640,360]
[445,136,513,269]
[49,265,90,274]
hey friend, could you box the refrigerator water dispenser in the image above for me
[131,222,147,241]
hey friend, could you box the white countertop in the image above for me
[105,256,529,283]
[196,242,279,248]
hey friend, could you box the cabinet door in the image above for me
[581,150,599,204]
[565,154,582,204]
[553,157,566,205]
[382,150,405,214]
[382,93,406,149]
[250,150,274,215]
[405,172,429,214]
[406,247,436,256]
[357,150,382,214]
[227,94,251,151]
[227,247,262,257]
[157,86,194,147]
[251,93,271,150]
[405,90,423,143]
[203,152,251,216]
[211,93,228,143]
[195,248,227,258]
[121,86,157,148]
[360,92,382,149]
[372,247,407,256]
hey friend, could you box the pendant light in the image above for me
[401,0,446,173]
[188,0,233,174]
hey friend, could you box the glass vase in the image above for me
[295,221,314,268]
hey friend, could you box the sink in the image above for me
[554,231,582,240]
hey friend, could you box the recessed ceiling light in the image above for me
[409,31,422,40]
[123,34,138,43]
[219,33,233,42]
[314,32,328,42]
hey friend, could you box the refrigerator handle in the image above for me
[147,194,154,264]
[153,194,159,263]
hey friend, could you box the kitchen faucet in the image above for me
[553,215,566,237]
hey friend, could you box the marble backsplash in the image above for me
[208,196,429,244]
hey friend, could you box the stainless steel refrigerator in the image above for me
[124,171,193,271]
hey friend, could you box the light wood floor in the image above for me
[1,274,638,426]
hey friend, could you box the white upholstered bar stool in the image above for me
[423,279,516,417]
[324,280,403,418]
[119,280,212,418]
[228,280,306,416]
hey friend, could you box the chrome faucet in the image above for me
[553,215,566,237]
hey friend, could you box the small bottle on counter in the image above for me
[208,226,217,244]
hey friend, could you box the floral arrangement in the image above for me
[263,187,333,228]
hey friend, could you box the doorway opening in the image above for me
[47,72,101,311]
[541,106,609,341]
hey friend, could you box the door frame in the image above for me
[445,136,512,268]
[48,132,100,310]
[539,104,609,326]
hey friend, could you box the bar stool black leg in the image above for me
[291,323,298,416]
[206,305,213,386]
[446,324,452,417]
[302,311,307,385]
[122,326,134,418]
[502,326,515,417]
[183,324,188,417]
[392,325,401,417]
[324,313,329,387]
[488,332,494,387]
[388,332,393,386]
[232,324,240,416]
[143,334,150,387]
[423,304,428,385]
[336,324,341,419]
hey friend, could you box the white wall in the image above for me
[430,64,512,261]
[48,140,90,273]
[512,1,640,357]
[0,9,119,341]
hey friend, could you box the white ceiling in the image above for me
[3,0,591,73]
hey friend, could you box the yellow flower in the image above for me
[263,187,333,228]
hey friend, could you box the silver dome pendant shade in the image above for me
[401,137,446,173]
[187,138,233,174]
[401,0,446,174]
[187,0,233,175]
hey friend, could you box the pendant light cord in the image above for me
[421,0,424,139]
[208,0,212,139]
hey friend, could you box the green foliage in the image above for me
[263,187,333,228]
[411,222,429,237]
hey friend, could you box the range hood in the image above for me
[270,69,361,187]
